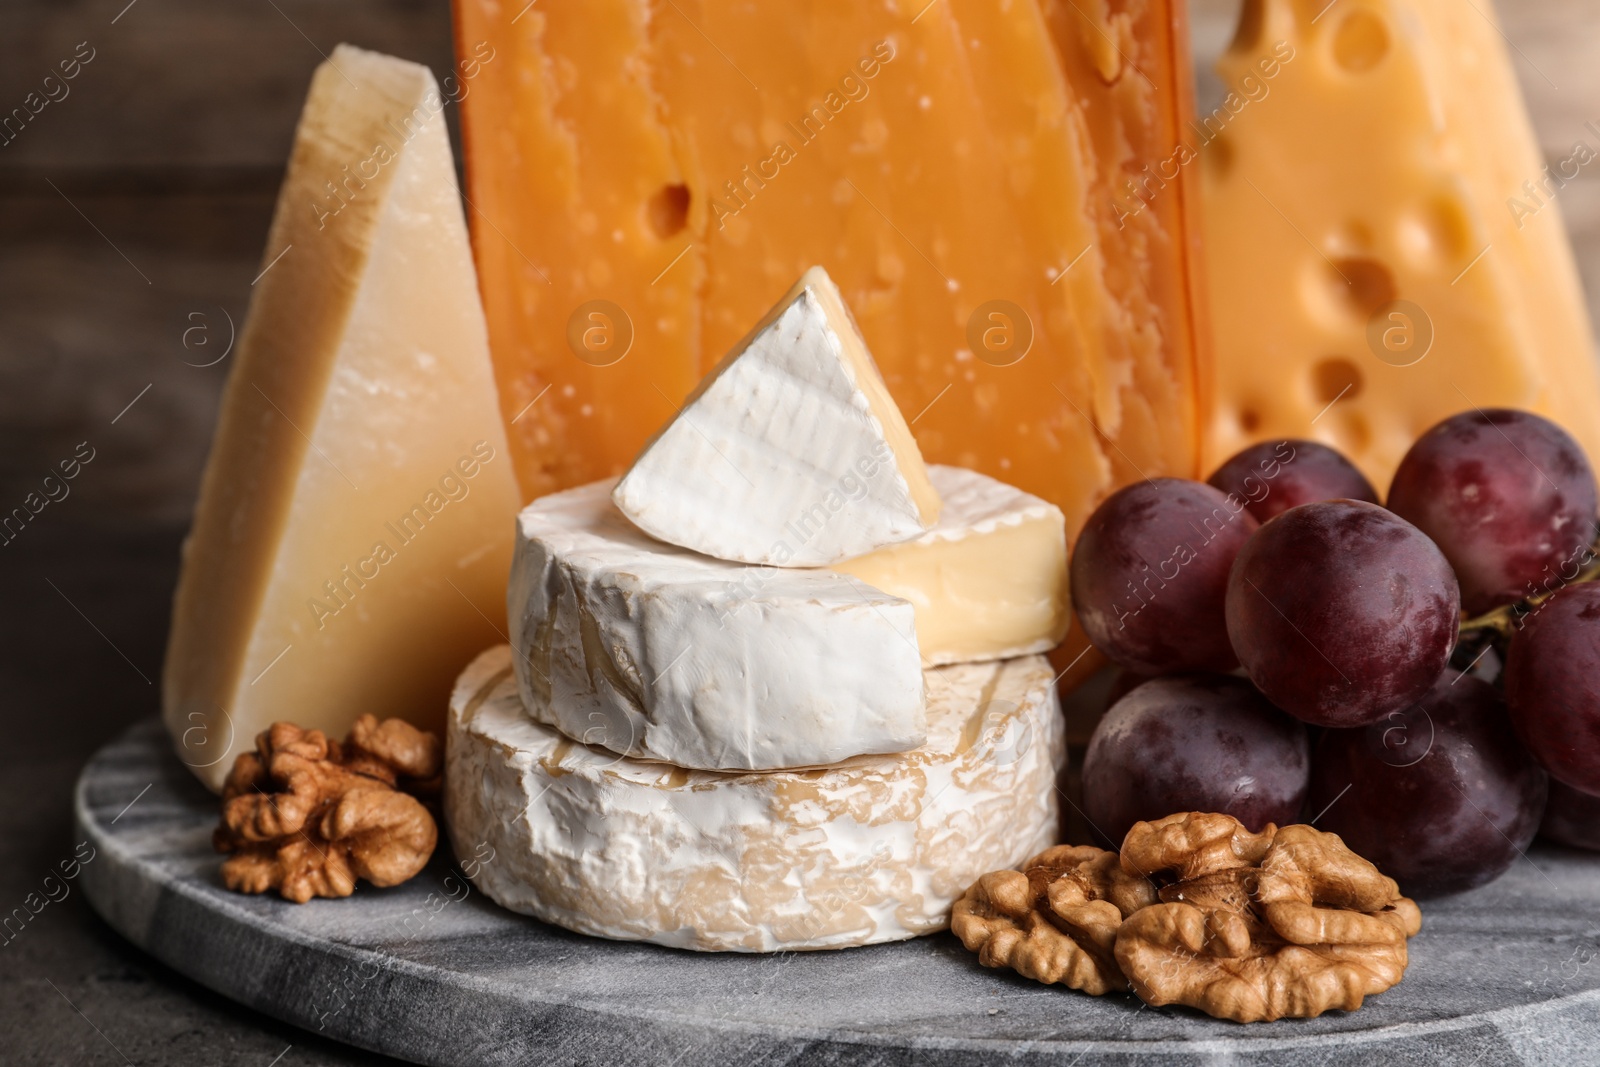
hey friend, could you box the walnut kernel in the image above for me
[212,716,440,903]
[951,844,1157,995]
[1113,814,1421,1022]
[953,813,1422,1023]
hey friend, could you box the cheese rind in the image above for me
[1203,0,1600,487]
[613,267,940,567]
[509,478,925,771]
[831,466,1069,666]
[445,645,1065,952]
[163,46,520,791]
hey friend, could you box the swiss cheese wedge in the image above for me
[453,0,1208,570]
[1202,0,1600,486]
[164,46,521,790]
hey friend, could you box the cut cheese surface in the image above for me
[445,645,1065,952]
[1203,0,1600,487]
[508,478,925,771]
[831,465,1069,666]
[163,46,521,791]
[454,0,1207,554]
[613,266,940,566]
[451,0,700,496]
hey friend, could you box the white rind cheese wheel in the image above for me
[445,646,1065,952]
[508,479,926,771]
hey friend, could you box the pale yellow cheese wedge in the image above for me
[163,45,521,790]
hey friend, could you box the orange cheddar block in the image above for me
[1202,0,1600,488]
[454,0,1209,550]
[452,0,701,499]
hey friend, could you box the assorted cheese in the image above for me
[454,0,1208,538]
[164,46,521,791]
[613,267,941,567]
[832,466,1069,667]
[508,477,925,772]
[161,0,1600,959]
[444,645,1065,952]
[1203,0,1600,486]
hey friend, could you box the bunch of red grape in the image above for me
[1071,409,1600,897]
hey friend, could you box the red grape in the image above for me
[1207,439,1377,523]
[1081,674,1309,850]
[1387,409,1598,615]
[1225,500,1459,727]
[1070,479,1258,674]
[1306,673,1547,897]
[1540,779,1600,852]
[1505,583,1600,793]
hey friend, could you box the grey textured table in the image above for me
[73,718,1600,1066]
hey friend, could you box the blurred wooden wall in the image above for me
[0,0,455,527]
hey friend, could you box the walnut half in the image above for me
[952,813,1421,1023]
[951,844,1157,995]
[212,716,441,903]
[1115,815,1421,1023]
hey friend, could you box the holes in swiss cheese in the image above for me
[1330,256,1398,319]
[1333,10,1389,72]
[1313,357,1364,403]
[648,183,691,239]
[1396,195,1472,268]
[1338,410,1373,454]
[1425,196,1472,262]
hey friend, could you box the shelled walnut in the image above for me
[951,844,1157,995]
[212,715,442,903]
[952,813,1421,1023]
[1116,813,1421,1022]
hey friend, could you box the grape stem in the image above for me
[1457,530,1600,640]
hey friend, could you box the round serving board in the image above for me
[78,719,1600,1066]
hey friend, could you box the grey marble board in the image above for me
[75,719,1600,1066]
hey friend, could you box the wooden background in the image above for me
[2,2,1597,1064]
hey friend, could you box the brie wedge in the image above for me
[831,466,1069,666]
[612,266,940,567]
[508,479,926,771]
[446,645,1065,952]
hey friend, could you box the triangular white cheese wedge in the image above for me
[163,45,521,790]
[613,266,940,566]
